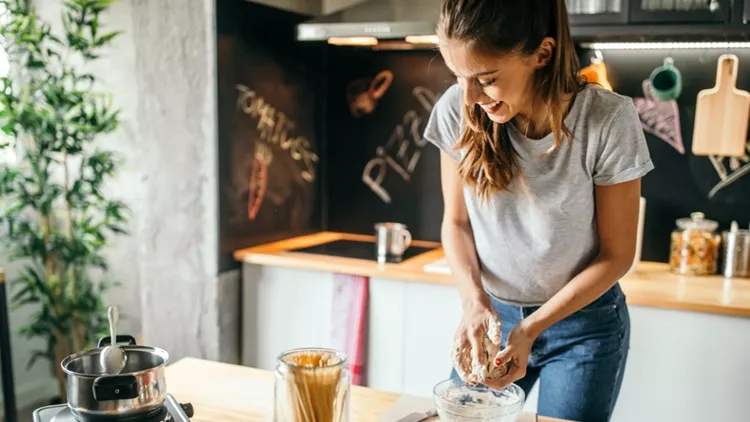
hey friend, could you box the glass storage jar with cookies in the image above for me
[669,212,721,276]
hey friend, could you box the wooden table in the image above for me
[165,357,569,422]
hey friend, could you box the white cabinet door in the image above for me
[401,281,463,398]
[367,277,463,397]
[367,277,407,393]
[612,305,750,422]
[242,264,335,370]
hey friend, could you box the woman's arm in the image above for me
[519,178,641,339]
[441,151,504,382]
[439,151,486,309]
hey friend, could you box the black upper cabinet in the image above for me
[567,0,750,40]
[738,0,750,24]
[629,0,730,24]
[567,0,630,25]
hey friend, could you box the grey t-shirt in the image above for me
[424,84,654,306]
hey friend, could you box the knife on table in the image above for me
[396,408,438,422]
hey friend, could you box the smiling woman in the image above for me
[424,0,654,421]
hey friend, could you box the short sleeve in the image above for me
[593,100,655,185]
[423,84,463,161]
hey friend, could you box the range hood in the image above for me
[296,0,440,42]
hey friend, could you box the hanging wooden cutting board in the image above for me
[692,54,750,157]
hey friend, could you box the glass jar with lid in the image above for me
[669,212,722,275]
[274,347,351,422]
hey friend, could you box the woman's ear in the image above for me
[534,37,556,68]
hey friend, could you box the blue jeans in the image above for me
[450,283,630,422]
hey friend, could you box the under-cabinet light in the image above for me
[582,41,750,50]
[405,35,439,45]
[327,37,378,46]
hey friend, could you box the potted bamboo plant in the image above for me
[0,0,128,398]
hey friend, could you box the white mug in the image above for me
[374,222,412,261]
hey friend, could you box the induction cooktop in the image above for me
[287,239,434,263]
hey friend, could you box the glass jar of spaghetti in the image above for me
[669,212,721,276]
[274,347,351,422]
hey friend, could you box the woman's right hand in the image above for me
[452,295,502,385]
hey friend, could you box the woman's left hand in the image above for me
[484,322,536,390]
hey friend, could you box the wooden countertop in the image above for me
[234,231,750,318]
[165,357,568,422]
[234,232,448,285]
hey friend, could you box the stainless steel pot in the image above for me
[61,335,169,419]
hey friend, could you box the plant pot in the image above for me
[60,335,169,420]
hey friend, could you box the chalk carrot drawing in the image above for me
[248,143,272,220]
[633,80,685,154]
[707,142,750,199]
[236,84,318,183]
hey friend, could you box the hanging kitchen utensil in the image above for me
[692,54,750,157]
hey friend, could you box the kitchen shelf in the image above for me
[571,23,750,42]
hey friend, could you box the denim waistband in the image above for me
[491,283,626,320]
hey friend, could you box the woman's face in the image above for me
[440,40,551,124]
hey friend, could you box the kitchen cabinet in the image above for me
[240,262,750,422]
[566,0,750,40]
[612,305,750,422]
[568,0,629,25]
[629,0,730,24]
[380,278,462,396]
[240,265,338,370]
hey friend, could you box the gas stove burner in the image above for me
[50,406,167,422]
[32,394,193,422]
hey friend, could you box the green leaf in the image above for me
[25,350,53,371]
[94,30,119,46]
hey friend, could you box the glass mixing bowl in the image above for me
[432,378,525,421]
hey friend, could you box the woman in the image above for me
[423,0,653,421]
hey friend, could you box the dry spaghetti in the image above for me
[274,348,350,422]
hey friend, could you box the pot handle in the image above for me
[93,375,139,401]
[97,335,137,348]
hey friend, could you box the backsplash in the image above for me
[323,47,750,263]
[324,48,453,244]
[217,0,324,271]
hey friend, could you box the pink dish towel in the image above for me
[330,274,369,386]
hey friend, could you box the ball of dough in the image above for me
[452,313,509,385]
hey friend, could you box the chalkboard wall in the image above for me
[324,49,453,244]
[217,0,324,271]
[323,47,750,263]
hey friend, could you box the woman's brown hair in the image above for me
[437,0,586,201]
